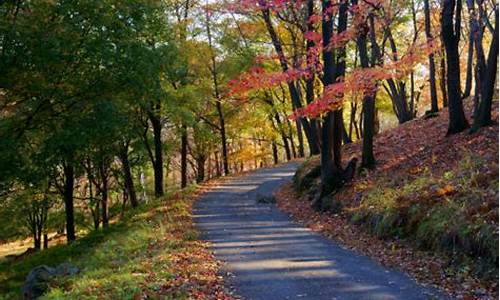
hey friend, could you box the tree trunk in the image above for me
[341,121,351,144]
[149,112,164,197]
[33,232,41,250]
[357,14,377,169]
[424,0,439,112]
[43,233,48,249]
[206,11,230,177]
[181,123,188,188]
[272,141,279,165]
[442,0,469,134]
[100,162,109,228]
[63,162,75,243]
[214,151,221,177]
[196,155,206,183]
[286,118,297,158]
[86,168,100,230]
[274,113,291,161]
[472,7,498,130]
[295,119,305,157]
[463,14,474,99]
[119,144,138,208]
[440,49,448,107]
[316,0,348,208]
[261,6,320,156]
[304,0,321,156]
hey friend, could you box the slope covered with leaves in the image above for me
[0,185,233,300]
[278,102,498,299]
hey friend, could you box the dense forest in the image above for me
[0,0,498,299]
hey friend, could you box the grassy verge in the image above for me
[0,185,231,300]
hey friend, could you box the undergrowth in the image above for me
[0,185,228,299]
[347,154,498,277]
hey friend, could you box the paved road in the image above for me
[194,162,444,300]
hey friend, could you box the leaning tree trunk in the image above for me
[261,5,320,156]
[442,0,469,134]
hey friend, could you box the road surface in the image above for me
[194,162,444,300]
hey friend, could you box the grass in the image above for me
[0,185,229,299]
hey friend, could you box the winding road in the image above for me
[194,162,445,300]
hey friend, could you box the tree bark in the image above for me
[357,14,377,169]
[119,144,138,208]
[99,161,109,228]
[424,0,439,112]
[272,141,279,165]
[440,48,448,107]
[181,123,188,188]
[472,6,498,130]
[63,162,75,243]
[196,155,206,183]
[43,233,48,249]
[317,0,348,207]
[148,111,164,197]
[442,0,469,134]
[463,12,474,99]
[295,119,305,157]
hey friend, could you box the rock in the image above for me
[256,193,276,204]
[54,262,79,276]
[22,265,56,300]
[22,263,79,299]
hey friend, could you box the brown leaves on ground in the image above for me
[275,184,498,300]
[136,184,235,300]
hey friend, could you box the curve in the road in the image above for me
[194,162,445,300]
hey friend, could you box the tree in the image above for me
[471,3,499,131]
[316,0,349,210]
[441,0,469,134]
[423,0,439,113]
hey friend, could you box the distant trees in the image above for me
[226,0,497,209]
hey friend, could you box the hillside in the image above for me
[277,102,499,299]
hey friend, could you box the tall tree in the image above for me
[423,0,439,113]
[260,3,321,156]
[441,0,469,134]
[317,0,348,209]
[471,4,498,131]
[206,9,230,176]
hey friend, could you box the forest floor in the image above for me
[277,102,498,299]
[0,185,233,299]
